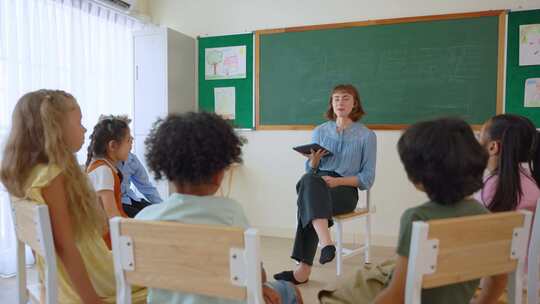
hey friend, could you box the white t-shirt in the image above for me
[88,165,115,192]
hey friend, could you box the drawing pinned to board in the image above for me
[214,87,236,120]
[205,46,246,80]
[519,24,540,66]
[524,78,540,107]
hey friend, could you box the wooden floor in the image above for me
[0,236,395,304]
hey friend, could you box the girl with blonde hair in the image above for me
[0,90,146,303]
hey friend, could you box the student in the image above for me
[118,152,163,217]
[86,115,132,215]
[0,90,146,303]
[114,116,162,217]
[86,115,134,247]
[475,114,540,213]
[318,118,506,304]
[135,112,303,304]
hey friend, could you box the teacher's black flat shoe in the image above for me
[319,245,336,264]
[273,270,308,285]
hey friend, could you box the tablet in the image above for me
[293,143,333,157]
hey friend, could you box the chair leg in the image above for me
[365,214,371,264]
[16,240,27,304]
[336,221,343,276]
[507,269,523,304]
[44,264,57,304]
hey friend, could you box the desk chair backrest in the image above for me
[110,217,264,304]
[10,197,57,304]
[405,211,532,304]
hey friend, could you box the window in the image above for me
[0,0,147,277]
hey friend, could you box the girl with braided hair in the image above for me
[86,115,134,247]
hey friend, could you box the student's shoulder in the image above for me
[87,165,114,183]
[400,201,449,222]
[400,203,430,224]
[135,199,173,220]
[87,160,114,174]
[26,163,63,191]
[210,196,245,213]
[465,199,490,214]
[401,199,488,223]
[209,196,248,223]
[127,153,142,166]
[91,164,113,174]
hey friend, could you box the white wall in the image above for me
[224,130,427,246]
[148,0,538,37]
[147,0,540,245]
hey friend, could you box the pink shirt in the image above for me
[474,165,540,213]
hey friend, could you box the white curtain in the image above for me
[0,0,146,277]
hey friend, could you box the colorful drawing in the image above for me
[524,78,540,107]
[519,24,540,66]
[205,46,246,80]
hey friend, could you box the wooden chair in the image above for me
[10,197,57,304]
[405,210,532,304]
[333,189,373,276]
[527,199,540,304]
[110,217,265,304]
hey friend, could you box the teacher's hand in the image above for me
[305,149,328,168]
[322,176,341,188]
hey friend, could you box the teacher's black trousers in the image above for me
[291,170,358,265]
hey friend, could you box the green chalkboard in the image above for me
[198,34,253,128]
[258,13,503,128]
[506,9,540,128]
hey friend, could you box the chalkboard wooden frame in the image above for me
[255,10,506,130]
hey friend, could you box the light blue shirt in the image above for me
[118,153,162,205]
[135,193,249,304]
[306,121,377,190]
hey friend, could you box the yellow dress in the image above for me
[23,164,147,304]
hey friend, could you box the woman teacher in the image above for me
[274,84,377,284]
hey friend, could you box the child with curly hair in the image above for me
[136,112,303,304]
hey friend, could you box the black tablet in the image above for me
[293,143,333,157]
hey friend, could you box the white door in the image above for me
[132,30,169,198]
[133,32,167,136]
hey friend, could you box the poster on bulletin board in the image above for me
[519,24,540,66]
[506,9,540,127]
[205,46,247,80]
[198,34,253,128]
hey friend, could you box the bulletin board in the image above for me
[198,33,253,128]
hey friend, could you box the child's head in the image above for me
[145,112,244,195]
[478,114,540,211]
[86,115,133,167]
[1,89,105,238]
[1,90,85,193]
[325,84,365,122]
[398,118,487,205]
[479,114,537,164]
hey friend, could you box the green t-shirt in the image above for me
[397,198,488,304]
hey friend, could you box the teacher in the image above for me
[274,84,377,284]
